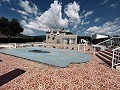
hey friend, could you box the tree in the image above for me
[0,17,24,42]
[0,17,9,36]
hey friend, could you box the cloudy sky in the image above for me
[0,0,120,36]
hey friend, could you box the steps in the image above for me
[96,49,113,66]
[96,49,120,67]
[93,37,120,69]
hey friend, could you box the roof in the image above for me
[65,32,73,35]
[46,31,74,34]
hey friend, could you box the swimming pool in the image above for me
[0,47,91,67]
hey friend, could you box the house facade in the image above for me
[46,31,77,44]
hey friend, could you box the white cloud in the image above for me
[94,18,100,22]
[19,0,39,16]
[21,19,50,35]
[100,0,110,5]
[80,10,94,19]
[85,17,120,36]
[17,10,28,15]
[109,3,117,8]
[79,10,94,26]
[22,15,27,20]
[80,10,94,25]
[10,8,28,15]
[20,19,35,35]
[21,19,49,31]
[21,28,34,35]
[18,0,51,34]
[79,10,85,19]
[39,0,68,30]
[0,3,2,6]
[81,21,90,25]
[65,1,80,26]
[2,0,94,35]
[84,11,94,18]
[22,0,68,31]
[82,10,86,14]
[10,8,15,11]
[85,26,102,34]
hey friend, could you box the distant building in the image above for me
[92,34,110,44]
[81,39,89,44]
[92,34,109,40]
[77,36,91,44]
[46,30,77,44]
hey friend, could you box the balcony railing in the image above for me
[93,37,120,55]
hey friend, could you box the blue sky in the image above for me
[0,0,120,36]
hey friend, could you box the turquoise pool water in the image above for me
[0,47,91,67]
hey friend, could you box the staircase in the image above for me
[96,49,120,67]
[93,37,120,69]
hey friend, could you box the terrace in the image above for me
[0,37,120,90]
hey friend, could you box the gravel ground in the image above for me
[0,49,120,90]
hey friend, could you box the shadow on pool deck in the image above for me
[0,68,26,86]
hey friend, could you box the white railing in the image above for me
[78,43,87,51]
[112,47,120,68]
[16,43,32,47]
[0,43,16,49]
[16,42,44,48]
[93,37,120,55]
[0,42,43,49]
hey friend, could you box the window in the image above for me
[71,39,75,44]
[48,36,50,39]
[73,39,75,43]
[56,31,59,35]
[52,37,55,40]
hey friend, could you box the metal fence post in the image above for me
[112,51,114,68]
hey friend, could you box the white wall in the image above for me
[46,31,77,44]
[92,34,108,40]
[96,34,108,39]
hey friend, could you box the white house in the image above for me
[46,31,77,44]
